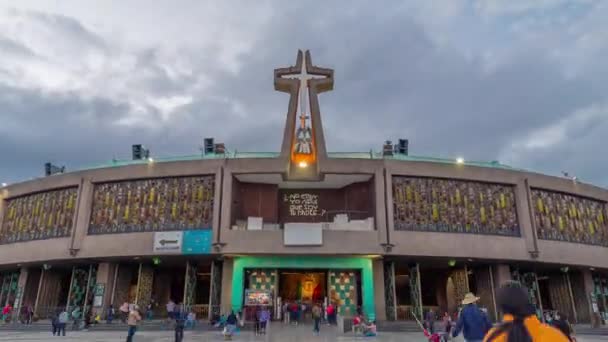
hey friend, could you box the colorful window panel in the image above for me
[0,187,77,244]
[88,176,214,234]
[532,189,608,246]
[392,176,519,236]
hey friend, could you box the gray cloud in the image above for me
[0,1,607,187]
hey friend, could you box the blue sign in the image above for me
[182,230,213,254]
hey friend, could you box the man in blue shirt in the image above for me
[452,293,493,342]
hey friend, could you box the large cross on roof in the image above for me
[274,50,334,181]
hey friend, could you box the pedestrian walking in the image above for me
[425,308,436,334]
[223,311,238,340]
[107,304,115,324]
[146,302,154,320]
[485,283,568,341]
[551,312,576,341]
[51,309,59,336]
[71,306,82,330]
[174,307,186,342]
[326,302,335,325]
[166,299,176,320]
[283,302,290,324]
[452,292,492,342]
[2,303,12,323]
[312,303,322,336]
[57,308,68,336]
[119,302,129,323]
[126,305,142,342]
[259,306,270,335]
[186,310,196,329]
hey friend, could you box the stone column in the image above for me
[70,179,94,253]
[581,270,601,327]
[372,259,387,321]
[94,263,117,317]
[0,194,6,237]
[515,178,539,258]
[374,167,388,246]
[15,267,29,308]
[219,166,233,234]
[212,166,224,245]
[220,258,233,314]
[493,264,512,288]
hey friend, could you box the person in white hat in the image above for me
[452,292,493,342]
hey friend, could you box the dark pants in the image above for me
[55,323,66,336]
[259,321,267,334]
[313,318,320,333]
[126,325,137,342]
[175,324,184,342]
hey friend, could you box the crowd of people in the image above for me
[0,283,585,341]
[420,282,576,342]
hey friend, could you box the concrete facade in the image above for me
[1,50,607,323]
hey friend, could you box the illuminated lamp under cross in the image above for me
[275,50,333,175]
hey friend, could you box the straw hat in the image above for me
[461,292,480,305]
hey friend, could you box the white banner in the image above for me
[283,223,323,246]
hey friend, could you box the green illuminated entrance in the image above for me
[231,256,376,320]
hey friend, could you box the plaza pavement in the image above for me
[1,324,608,342]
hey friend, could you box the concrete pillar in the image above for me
[372,259,387,321]
[220,258,233,314]
[515,178,539,258]
[14,267,29,312]
[0,194,6,237]
[212,166,224,244]
[219,167,233,233]
[374,167,388,246]
[493,264,512,288]
[70,179,94,252]
[581,270,601,328]
[94,263,117,316]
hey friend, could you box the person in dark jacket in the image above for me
[551,312,575,341]
[452,292,492,342]
[174,307,186,342]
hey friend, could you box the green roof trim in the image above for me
[75,151,519,172]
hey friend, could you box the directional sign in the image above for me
[182,230,212,254]
[153,231,183,254]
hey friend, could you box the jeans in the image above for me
[313,318,320,333]
[175,325,184,342]
[126,325,137,342]
[56,323,66,336]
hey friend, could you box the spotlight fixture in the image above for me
[132,144,150,160]
[456,157,465,164]
[298,161,308,168]
[148,157,154,163]
[44,163,65,176]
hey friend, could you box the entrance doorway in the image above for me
[151,264,186,317]
[279,270,327,304]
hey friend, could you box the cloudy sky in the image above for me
[0,0,607,187]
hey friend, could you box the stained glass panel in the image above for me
[1,187,78,244]
[532,189,608,246]
[392,177,519,236]
[88,176,214,234]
